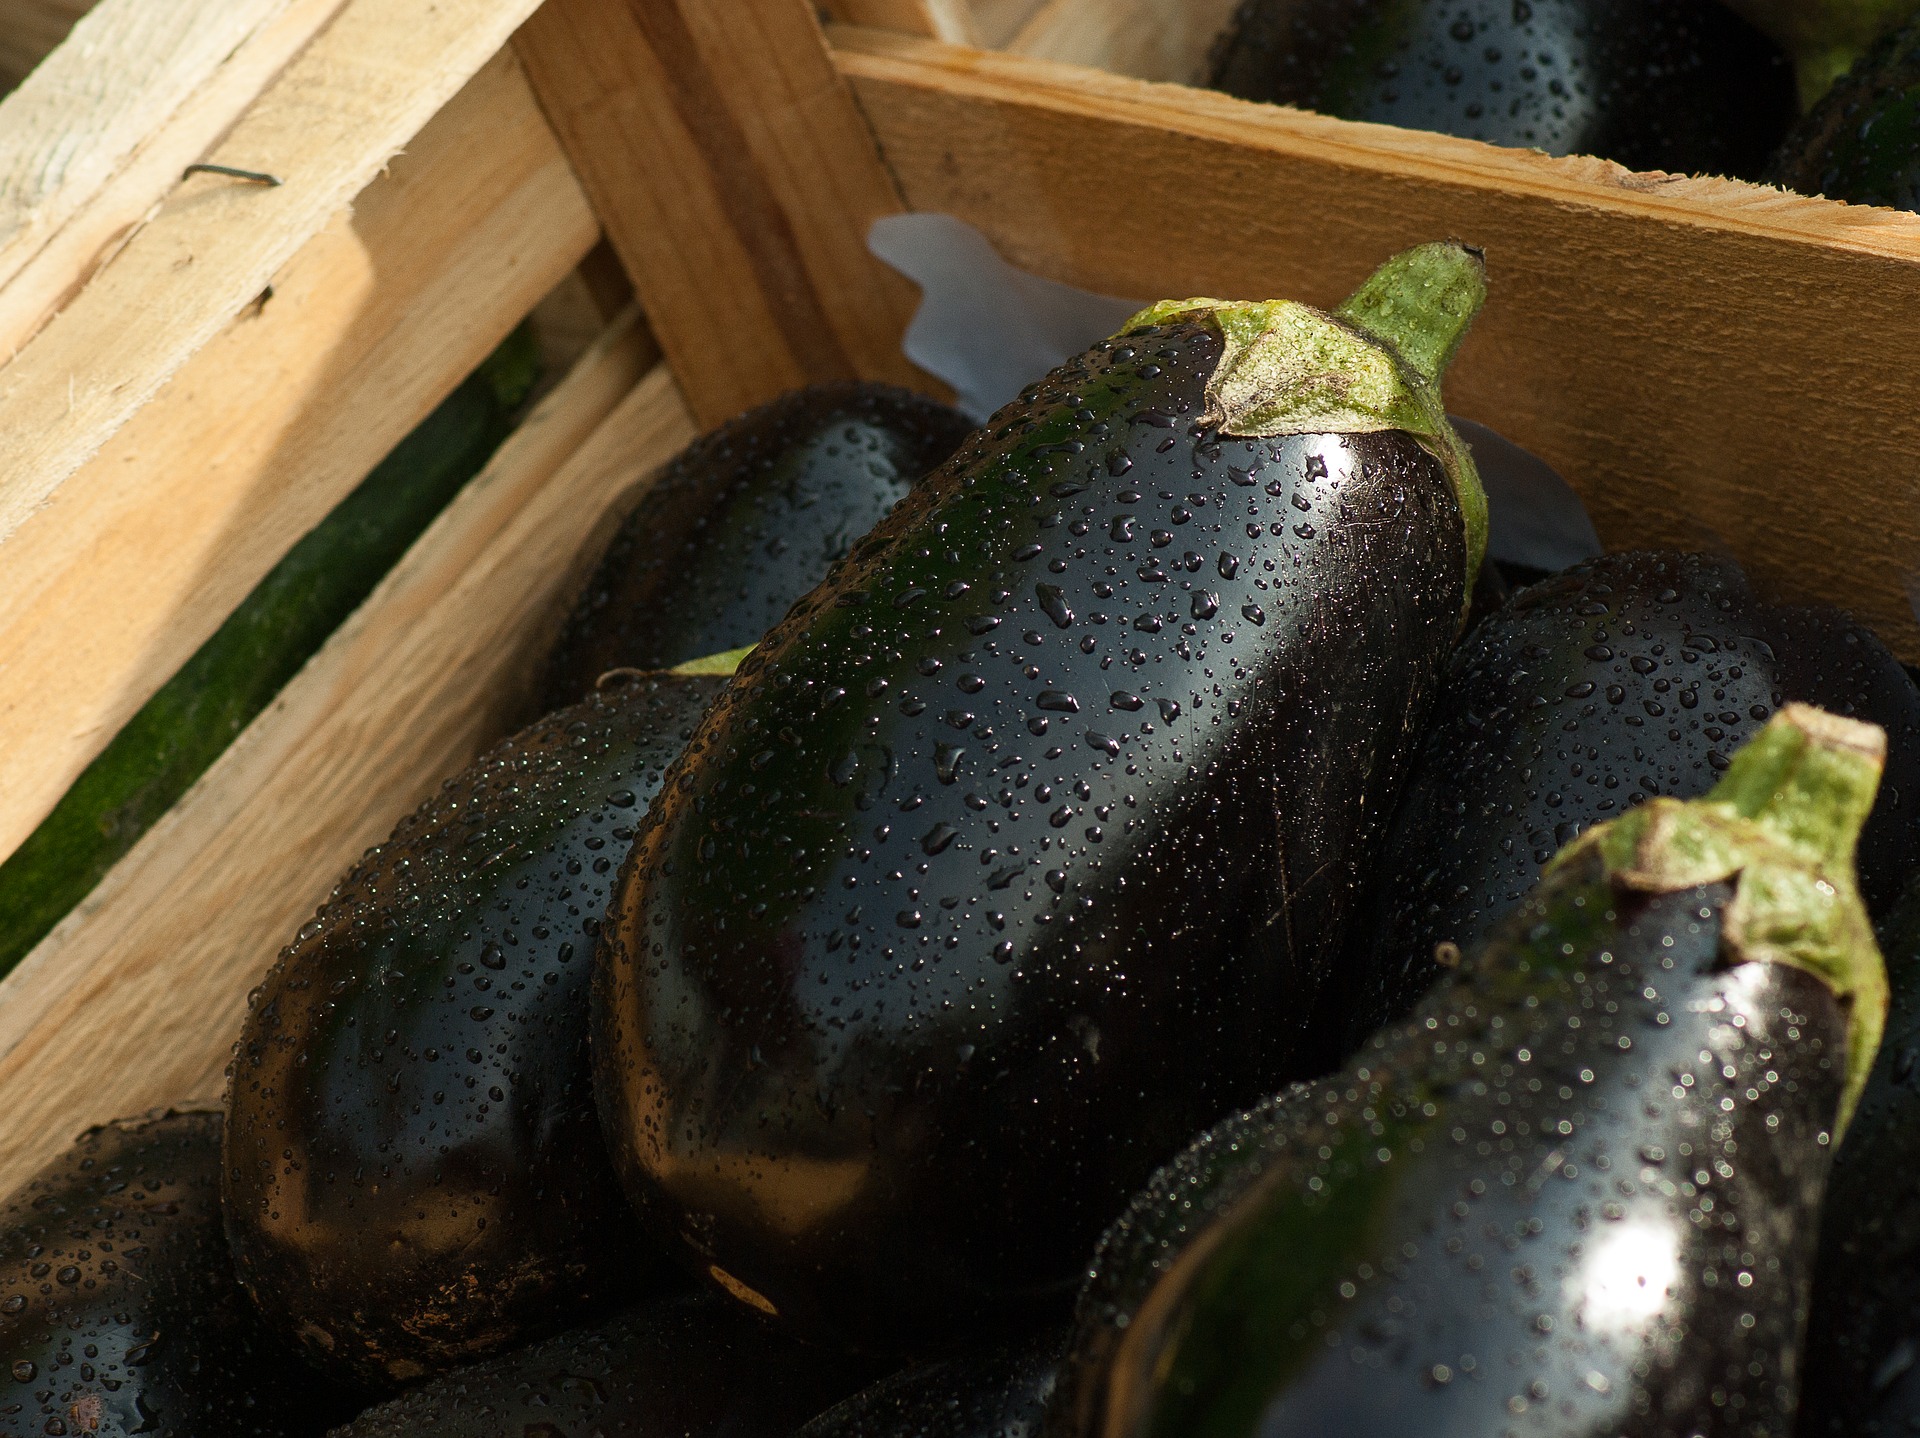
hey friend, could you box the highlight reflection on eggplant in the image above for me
[595,244,1490,1349]
[1052,706,1886,1438]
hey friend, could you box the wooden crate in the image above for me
[0,0,1915,1199]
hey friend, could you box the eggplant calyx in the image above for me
[1122,243,1488,604]
[1548,704,1888,1135]
[668,643,756,678]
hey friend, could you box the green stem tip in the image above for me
[1334,241,1488,389]
[667,643,756,678]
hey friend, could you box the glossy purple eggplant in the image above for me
[797,1331,1063,1438]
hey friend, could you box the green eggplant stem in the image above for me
[1559,703,1889,1135]
[1333,241,1488,389]
[668,643,755,678]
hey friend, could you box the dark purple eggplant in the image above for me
[593,243,1490,1351]
[542,382,971,710]
[1796,878,1920,1435]
[797,1331,1063,1438]
[1207,0,1795,179]
[1724,0,1920,111]
[1049,705,1887,1438]
[223,673,726,1390]
[0,1110,343,1438]
[329,1292,868,1436]
[1346,550,1920,1045]
[1767,10,1920,206]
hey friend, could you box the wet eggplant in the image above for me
[595,243,1489,1349]
[1797,879,1920,1435]
[1346,550,1920,1044]
[330,1292,866,1436]
[1767,11,1920,205]
[1050,705,1887,1438]
[542,382,972,710]
[796,1331,1064,1438]
[0,1110,342,1438]
[1206,0,1795,179]
[224,672,727,1390]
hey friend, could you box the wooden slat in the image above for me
[0,0,91,91]
[0,48,597,866]
[1007,0,1240,84]
[824,0,978,44]
[0,315,688,1195]
[0,0,350,362]
[0,0,550,548]
[834,27,1920,659]
[515,0,931,429]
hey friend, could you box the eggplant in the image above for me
[1050,705,1887,1438]
[1206,0,1795,179]
[1797,879,1920,1434]
[797,1332,1064,1438]
[594,243,1489,1349]
[223,672,727,1389]
[1346,550,1920,1045]
[1721,0,1920,110]
[0,1110,342,1437]
[1767,11,1920,205]
[541,382,972,710]
[329,1292,866,1436]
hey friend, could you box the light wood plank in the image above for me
[1007,0,1240,85]
[0,0,549,548]
[0,316,689,1195]
[0,49,598,867]
[834,26,1920,659]
[0,0,350,362]
[515,0,931,429]
[825,0,978,44]
[0,0,91,91]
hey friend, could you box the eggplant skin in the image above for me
[596,317,1468,1351]
[1347,551,1920,1041]
[329,1293,869,1437]
[1767,18,1920,207]
[1207,0,1794,179]
[223,675,724,1390]
[1798,879,1920,1435]
[1052,868,1846,1438]
[542,382,972,709]
[0,1110,344,1438]
[797,1331,1064,1438]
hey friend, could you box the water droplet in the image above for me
[1191,591,1218,620]
[922,823,958,855]
[934,744,966,785]
[1036,584,1074,629]
[1037,691,1080,713]
[479,943,507,971]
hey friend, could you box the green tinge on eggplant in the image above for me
[594,244,1487,1351]
[796,1330,1064,1438]
[1346,551,1920,1047]
[1722,0,1920,109]
[223,672,728,1390]
[1050,705,1886,1438]
[0,1111,348,1437]
[329,1293,871,1437]
[1207,0,1794,179]
[541,382,972,711]
[1798,877,1920,1435]
[1767,11,1920,206]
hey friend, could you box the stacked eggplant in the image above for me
[3,244,1916,1438]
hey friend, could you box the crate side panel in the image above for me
[839,32,1920,657]
[0,48,597,868]
[0,318,682,1195]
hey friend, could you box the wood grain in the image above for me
[1008,0,1240,84]
[825,0,978,44]
[834,26,1920,658]
[0,0,549,548]
[0,49,597,867]
[516,0,930,429]
[0,0,91,90]
[0,316,690,1195]
[0,0,349,362]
